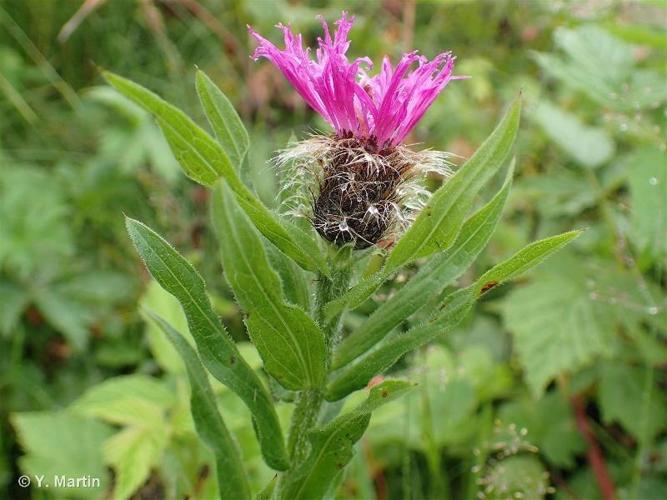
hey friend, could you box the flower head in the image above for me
[249,12,459,149]
[250,13,460,249]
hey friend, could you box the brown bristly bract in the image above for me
[275,134,453,249]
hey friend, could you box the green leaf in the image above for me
[498,392,585,467]
[325,99,521,319]
[474,230,582,296]
[139,280,191,374]
[605,21,667,50]
[329,230,578,401]
[281,381,415,499]
[195,70,249,169]
[211,181,326,390]
[598,362,667,443]
[333,165,513,369]
[326,288,476,401]
[628,147,667,261]
[104,421,169,500]
[148,311,251,500]
[71,374,174,426]
[125,217,289,470]
[323,273,385,321]
[104,71,327,275]
[0,167,74,279]
[384,97,521,273]
[553,25,634,84]
[33,287,94,350]
[0,281,28,336]
[236,195,328,276]
[12,412,114,499]
[265,242,311,311]
[515,169,598,218]
[531,101,614,168]
[501,270,614,396]
[532,26,666,112]
[104,71,232,187]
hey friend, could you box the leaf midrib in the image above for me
[223,199,316,387]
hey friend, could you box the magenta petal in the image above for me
[249,13,460,147]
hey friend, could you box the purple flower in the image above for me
[249,12,460,149]
[249,13,460,249]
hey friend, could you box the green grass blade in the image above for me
[146,311,251,500]
[125,217,289,470]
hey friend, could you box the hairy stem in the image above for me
[315,257,353,361]
[286,388,325,463]
[280,250,352,494]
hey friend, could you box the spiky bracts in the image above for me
[277,136,451,249]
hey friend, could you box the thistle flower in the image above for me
[249,13,462,249]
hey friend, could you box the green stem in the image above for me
[279,250,353,495]
[286,388,325,463]
[316,260,353,363]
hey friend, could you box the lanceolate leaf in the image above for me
[147,311,251,500]
[104,71,327,275]
[473,230,582,296]
[281,381,415,499]
[195,70,249,169]
[327,288,476,401]
[104,72,233,187]
[125,217,289,470]
[384,98,522,273]
[327,229,580,400]
[265,242,311,311]
[325,99,521,318]
[332,165,514,369]
[324,273,384,321]
[211,181,326,390]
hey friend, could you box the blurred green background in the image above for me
[0,0,665,499]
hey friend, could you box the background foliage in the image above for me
[0,0,665,499]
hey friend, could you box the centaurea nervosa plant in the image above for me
[250,13,461,248]
[104,12,579,500]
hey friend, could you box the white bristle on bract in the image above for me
[273,134,456,246]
